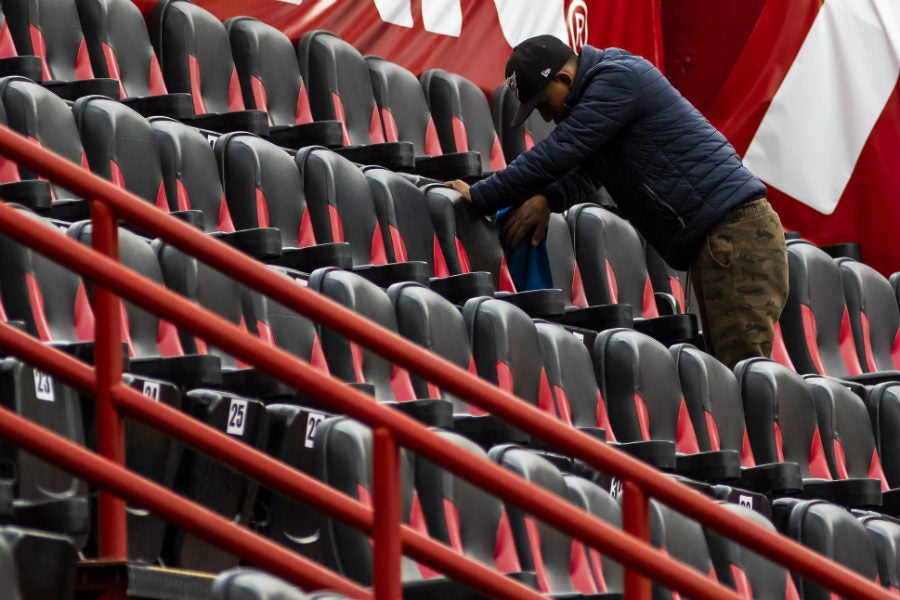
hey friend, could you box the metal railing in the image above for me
[0,123,891,600]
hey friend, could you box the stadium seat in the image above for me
[866,381,900,491]
[67,220,223,389]
[153,239,294,400]
[224,16,342,149]
[855,511,900,595]
[0,6,41,81]
[296,30,413,170]
[3,0,118,100]
[421,183,513,296]
[566,203,698,346]
[779,239,899,383]
[0,76,86,216]
[735,357,880,507]
[490,82,554,165]
[546,213,587,308]
[805,375,888,509]
[489,444,623,595]
[308,267,451,426]
[212,131,351,272]
[73,95,172,211]
[364,166,493,297]
[419,68,505,174]
[313,416,448,591]
[0,534,17,600]
[413,429,528,584]
[671,344,801,494]
[295,146,427,285]
[151,116,236,232]
[75,0,192,118]
[702,504,799,599]
[837,257,900,372]
[534,320,614,437]
[150,0,267,134]
[212,567,307,600]
[592,328,713,474]
[646,499,719,600]
[1,526,78,599]
[365,56,480,180]
[562,474,623,595]
[252,402,334,565]
[773,498,878,599]
[0,359,89,548]
[463,297,553,424]
[162,388,268,572]
[387,281,529,443]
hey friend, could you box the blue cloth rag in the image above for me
[495,206,553,291]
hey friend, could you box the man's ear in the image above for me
[554,70,573,87]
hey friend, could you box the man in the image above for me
[446,35,788,369]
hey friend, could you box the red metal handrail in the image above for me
[0,123,892,600]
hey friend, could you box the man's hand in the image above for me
[444,179,472,201]
[502,195,550,248]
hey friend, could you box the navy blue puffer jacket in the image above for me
[470,46,766,270]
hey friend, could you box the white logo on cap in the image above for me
[540,68,551,77]
[506,71,518,94]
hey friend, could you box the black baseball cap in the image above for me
[505,35,576,127]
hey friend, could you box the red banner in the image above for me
[704,0,900,276]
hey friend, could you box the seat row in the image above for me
[0,0,557,184]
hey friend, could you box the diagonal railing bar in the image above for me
[0,124,892,600]
[0,320,548,600]
[0,400,371,599]
[0,202,744,600]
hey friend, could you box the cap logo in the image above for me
[506,71,519,95]
[540,68,551,77]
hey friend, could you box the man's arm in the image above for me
[470,62,639,215]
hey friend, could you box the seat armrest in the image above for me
[800,477,883,509]
[210,227,283,260]
[452,414,530,445]
[48,199,91,222]
[48,341,100,365]
[494,289,566,318]
[334,141,415,170]
[182,110,269,136]
[220,367,294,400]
[351,261,430,287]
[0,55,42,81]
[609,440,676,470]
[842,371,900,385]
[881,488,900,517]
[413,151,482,180]
[128,354,222,389]
[387,398,453,428]
[265,243,353,272]
[548,303,634,332]
[121,93,194,120]
[633,313,700,347]
[739,461,803,495]
[169,209,205,229]
[267,121,344,149]
[676,449,741,482]
[429,271,494,305]
[43,78,120,101]
[0,180,52,212]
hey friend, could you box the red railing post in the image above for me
[622,480,651,599]
[373,427,403,600]
[90,200,128,560]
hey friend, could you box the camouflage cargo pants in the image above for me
[690,198,788,369]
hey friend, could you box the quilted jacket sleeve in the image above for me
[470,61,639,215]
